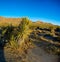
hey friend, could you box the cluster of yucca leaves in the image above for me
[0,18,31,48]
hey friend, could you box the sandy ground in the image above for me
[0,47,58,62]
[0,46,58,62]
[27,47,59,62]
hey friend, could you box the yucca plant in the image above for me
[17,18,31,46]
[9,35,18,49]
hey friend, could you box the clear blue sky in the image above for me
[0,0,60,25]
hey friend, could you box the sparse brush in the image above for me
[0,17,60,56]
[9,35,18,49]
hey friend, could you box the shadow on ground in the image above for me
[0,29,6,62]
[0,47,6,62]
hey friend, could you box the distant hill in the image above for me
[0,17,60,27]
[0,16,22,26]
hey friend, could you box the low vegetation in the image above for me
[0,17,60,55]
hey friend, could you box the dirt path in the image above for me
[0,46,59,62]
[27,47,59,62]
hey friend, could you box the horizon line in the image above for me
[0,16,60,26]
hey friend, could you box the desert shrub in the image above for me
[49,26,56,37]
[56,36,60,42]
[0,24,18,48]
[48,46,60,54]
[4,25,14,41]
[43,43,60,54]
[5,25,19,48]
[49,26,55,32]
[55,27,60,32]
[16,18,31,46]
[29,22,37,30]
[0,27,8,47]
[44,33,53,37]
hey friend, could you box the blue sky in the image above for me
[0,0,60,25]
